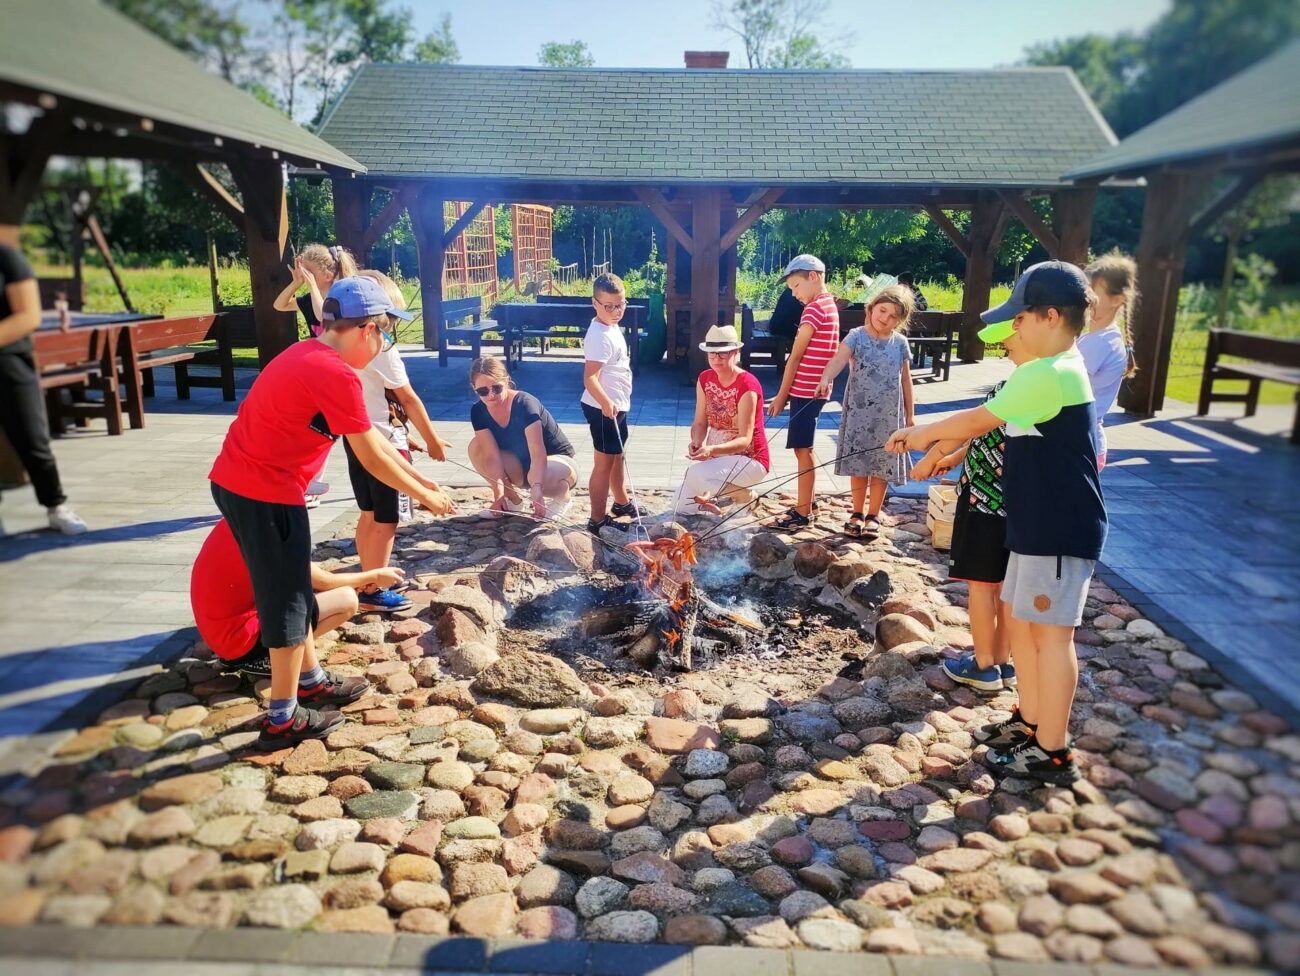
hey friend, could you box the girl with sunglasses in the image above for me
[467,356,576,519]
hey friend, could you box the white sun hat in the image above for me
[698,324,744,352]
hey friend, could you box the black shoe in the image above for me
[298,671,371,708]
[611,500,650,519]
[222,648,273,682]
[254,706,344,751]
[994,738,1079,785]
[976,706,1035,749]
[588,516,628,535]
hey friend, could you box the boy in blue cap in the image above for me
[887,261,1106,785]
[205,275,454,750]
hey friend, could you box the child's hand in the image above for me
[885,427,914,453]
[367,566,406,590]
[767,396,785,419]
[418,487,456,516]
[910,456,935,481]
[426,435,451,462]
[815,380,831,399]
[932,455,958,478]
[601,401,619,421]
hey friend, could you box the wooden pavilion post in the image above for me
[332,177,368,262]
[1117,171,1212,416]
[1051,188,1096,266]
[409,185,446,351]
[957,192,1010,362]
[230,159,296,365]
[688,187,724,375]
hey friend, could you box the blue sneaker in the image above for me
[999,663,1017,691]
[357,587,413,613]
[941,653,1003,693]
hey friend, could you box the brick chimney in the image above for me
[685,51,729,69]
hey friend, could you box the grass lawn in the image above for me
[39,263,1300,406]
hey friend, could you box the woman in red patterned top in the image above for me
[672,325,770,516]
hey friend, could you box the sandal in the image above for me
[769,508,811,530]
[843,512,866,537]
[861,515,881,540]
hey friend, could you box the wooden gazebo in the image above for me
[318,53,1117,373]
[1065,41,1300,416]
[0,0,365,365]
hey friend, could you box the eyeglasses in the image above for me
[364,321,396,351]
[595,300,627,313]
[474,383,506,398]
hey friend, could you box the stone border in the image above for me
[1092,563,1295,730]
[0,926,1276,976]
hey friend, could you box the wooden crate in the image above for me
[926,482,958,551]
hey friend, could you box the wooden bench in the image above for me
[118,316,219,430]
[740,303,791,371]
[184,306,252,401]
[34,324,123,436]
[909,311,959,382]
[494,302,647,371]
[535,295,650,357]
[438,296,503,366]
[1197,329,1300,444]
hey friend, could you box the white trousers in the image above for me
[672,455,768,515]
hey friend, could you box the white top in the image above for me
[579,318,633,412]
[354,346,409,448]
[1077,324,1127,456]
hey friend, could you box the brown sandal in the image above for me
[843,512,866,537]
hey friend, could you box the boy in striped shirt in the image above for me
[767,254,839,529]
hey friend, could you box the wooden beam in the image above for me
[1050,187,1096,266]
[998,191,1061,258]
[186,164,245,228]
[85,214,134,312]
[362,184,419,252]
[1188,171,1264,241]
[922,205,971,259]
[0,108,69,228]
[688,187,723,375]
[442,199,489,251]
[409,186,446,351]
[230,159,297,365]
[331,177,367,260]
[719,187,783,253]
[958,193,1010,363]
[634,187,694,256]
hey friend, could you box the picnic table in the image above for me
[493,302,648,372]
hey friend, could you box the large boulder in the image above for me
[472,651,590,708]
[426,585,501,630]
[876,613,933,650]
[480,557,551,607]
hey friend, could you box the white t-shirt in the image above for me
[579,318,633,413]
[354,346,409,448]
[1077,325,1127,456]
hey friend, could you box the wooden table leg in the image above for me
[118,327,145,430]
[97,326,124,435]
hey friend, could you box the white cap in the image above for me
[780,254,825,278]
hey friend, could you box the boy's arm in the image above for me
[391,383,449,461]
[886,405,1002,454]
[344,428,455,515]
[583,360,617,419]
[770,323,814,416]
[311,563,405,592]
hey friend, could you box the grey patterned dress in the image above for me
[834,327,913,481]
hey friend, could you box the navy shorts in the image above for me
[582,402,629,455]
[784,396,826,450]
[948,491,1009,584]
[344,437,400,524]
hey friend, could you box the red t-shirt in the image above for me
[700,368,770,471]
[790,292,840,399]
[190,519,258,660]
[209,340,371,504]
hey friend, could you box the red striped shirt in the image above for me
[790,292,840,399]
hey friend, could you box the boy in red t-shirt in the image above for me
[207,276,454,750]
[191,518,405,679]
[767,254,839,529]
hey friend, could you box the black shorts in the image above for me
[211,482,314,650]
[343,437,400,524]
[582,402,629,456]
[948,491,1009,584]
[785,396,826,450]
[223,597,321,671]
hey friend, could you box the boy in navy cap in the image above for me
[886,261,1106,785]
[204,275,455,750]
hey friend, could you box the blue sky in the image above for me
[408,0,1172,70]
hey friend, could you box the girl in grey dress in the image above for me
[815,284,916,537]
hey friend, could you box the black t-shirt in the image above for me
[0,244,36,356]
[767,287,805,340]
[296,293,321,333]
[470,391,574,468]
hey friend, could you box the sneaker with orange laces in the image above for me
[993,736,1079,786]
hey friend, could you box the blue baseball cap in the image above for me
[978,261,1089,342]
[323,275,414,322]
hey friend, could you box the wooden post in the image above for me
[1117,171,1210,416]
[231,159,296,366]
[410,185,445,352]
[958,193,1010,362]
[0,109,67,248]
[1050,187,1096,266]
[332,177,367,264]
[688,187,723,375]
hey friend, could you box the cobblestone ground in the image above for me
[0,488,1296,971]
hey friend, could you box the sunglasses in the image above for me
[475,383,506,398]
[360,320,395,351]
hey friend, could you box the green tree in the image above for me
[711,0,849,69]
[414,14,460,64]
[538,40,595,67]
[1209,176,1298,326]
[335,0,413,64]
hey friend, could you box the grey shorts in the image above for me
[1001,552,1096,627]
